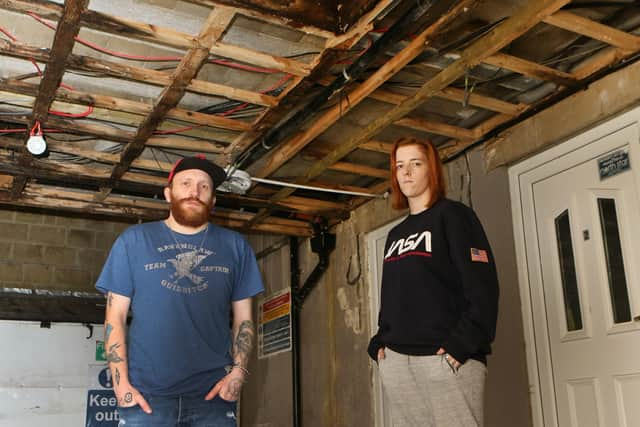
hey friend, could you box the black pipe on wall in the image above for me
[290,221,336,427]
[289,235,301,427]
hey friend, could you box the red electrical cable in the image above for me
[49,105,94,118]
[0,27,17,41]
[27,12,283,74]
[0,24,91,117]
[218,73,293,117]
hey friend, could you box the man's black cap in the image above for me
[168,154,227,188]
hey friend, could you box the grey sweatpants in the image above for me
[378,348,486,427]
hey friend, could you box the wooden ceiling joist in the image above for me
[543,11,640,51]
[185,0,336,39]
[249,0,475,179]
[395,117,477,140]
[0,39,278,107]
[0,145,347,220]
[10,183,313,236]
[482,53,577,87]
[0,79,251,132]
[12,0,88,199]
[327,162,388,179]
[359,140,394,153]
[109,8,237,186]
[223,0,398,158]
[0,0,312,77]
[245,0,572,229]
[572,45,636,81]
[369,86,527,116]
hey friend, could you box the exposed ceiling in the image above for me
[0,0,639,237]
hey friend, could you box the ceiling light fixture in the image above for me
[27,120,47,156]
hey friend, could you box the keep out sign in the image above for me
[86,364,119,426]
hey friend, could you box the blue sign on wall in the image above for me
[86,389,120,426]
[86,365,119,426]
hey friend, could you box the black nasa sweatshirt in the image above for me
[367,198,499,364]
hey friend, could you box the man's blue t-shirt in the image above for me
[96,221,264,397]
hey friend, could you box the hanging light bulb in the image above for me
[27,120,47,156]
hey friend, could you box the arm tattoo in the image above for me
[107,292,114,308]
[115,367,121,386]
[105,323,113,343]
[234,320,254,366]
[228,377,243,397]
[107,342,124,363]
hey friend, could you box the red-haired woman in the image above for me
[368,138,499,427]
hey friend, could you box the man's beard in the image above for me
[170,197,213,227]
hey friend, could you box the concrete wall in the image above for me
[466,149,532,427]
[242,155,531,426]
[242,234,294,427]
[0,321,106,427]
[0,208,129,292]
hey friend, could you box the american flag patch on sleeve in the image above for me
[470,248,489,263]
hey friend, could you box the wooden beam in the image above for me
[359,140,393,154]
[472,113,513,138]
[395,117,476,140]
[0,114,134,142]
[543,10,640,51]
[483,53,577,87]
[16,183,313,236]
[246,0,571,228]
[110,9,236,183]
[250,0,474,179]
[14,0,88,199]
[185,0,336,39]
[146,137,227,154]
[0,79,251,132]
[27,0,87,125]
[437,87,527,116]
[0,0,312,77]
[328,162,388,179]
[224,0,397,158]
[370,86,527,116]
[306,180,382,195]
[0,39,277,107]
[0,174,13,190]
[572,46,636,80]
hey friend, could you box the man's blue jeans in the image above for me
[117,393,237,427]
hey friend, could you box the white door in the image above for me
[367,217,404,427]
[520,122,640,427]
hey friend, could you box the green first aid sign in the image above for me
[96,341,106,361]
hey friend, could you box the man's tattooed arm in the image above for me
[104,291,135,404]
[233,320,254,369]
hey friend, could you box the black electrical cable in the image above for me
[235,0,446,169]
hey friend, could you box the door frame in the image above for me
[508,106,640,427]
[366,215,405,427]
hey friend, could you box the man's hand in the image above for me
[116,383,152,414]
[377,347,386,362]
[205,369,246,402]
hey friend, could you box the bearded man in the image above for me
[97,155,264,426]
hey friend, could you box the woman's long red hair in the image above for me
[389,137,446,210]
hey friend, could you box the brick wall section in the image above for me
[0,209,130,292]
